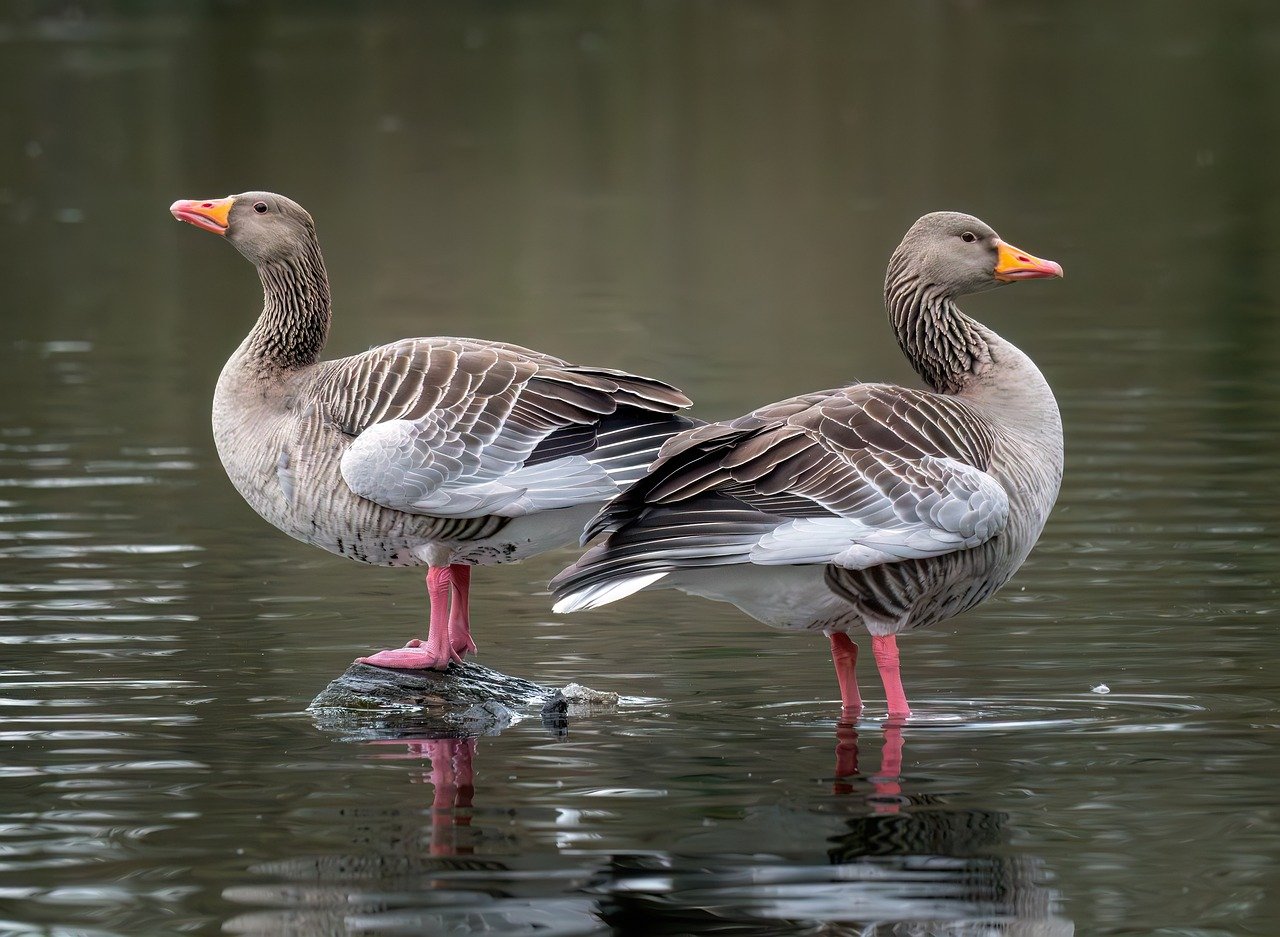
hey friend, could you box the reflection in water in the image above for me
[380,736,478,858]
[826,724,1071,935]
[226,725,604,937]
[224,720,1071,936]
[597,723,1072,937]
[833,717,905,806]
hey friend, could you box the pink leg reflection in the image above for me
[872,719,905,814]
[832,717,906,814]
[405,737,477,856]
[832,718,860,795]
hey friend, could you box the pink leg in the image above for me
[447,564,477,658]
[871,634,911,717]
[829,632,863,714]
[357,566,461,669]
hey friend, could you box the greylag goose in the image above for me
[170,191,694,670]
[551,212,1063,717]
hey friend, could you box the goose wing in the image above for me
[317,337,691,518]
[742,384,1006,566]
[552,384,1007,609]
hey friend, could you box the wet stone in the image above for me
[307,660,615,736]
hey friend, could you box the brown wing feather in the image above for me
[584,383,995,541]
[323,336,693,516]
[320,338,688,439]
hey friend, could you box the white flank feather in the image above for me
[412,456,619,517]
[750,517,974,569]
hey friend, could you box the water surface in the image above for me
[2,3,1280,935]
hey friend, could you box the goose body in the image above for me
[212,334,681,569]
[551,212,1063,716]
[173,191,694,670]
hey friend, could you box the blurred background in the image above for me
[1,2,1278,935]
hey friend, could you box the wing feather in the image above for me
[318,337,692,518]
[554,383,1010,607]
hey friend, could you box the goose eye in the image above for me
[253,201,268,214]
[961,231,977,243]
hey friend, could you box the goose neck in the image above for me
[884,275,990,395]
[245,239,331,370]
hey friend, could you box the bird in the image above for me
[550,211,1064,717]
[170,191,695,670]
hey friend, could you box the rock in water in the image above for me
[307,660,619,737]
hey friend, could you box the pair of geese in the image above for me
[170,192,1064,718]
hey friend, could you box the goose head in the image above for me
[169,191,317,266]
[891,211,1063,298]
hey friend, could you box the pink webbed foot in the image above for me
[356,642,461,670]
[357,565,477,670]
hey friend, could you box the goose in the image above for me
[170,191,695,670]
[550,212,1063,717]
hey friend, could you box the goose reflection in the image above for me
[226,714,1070,936]
[827,722,1013,863]
[818,721,1073,935]
[225,724,604,936]
[595,721,1073,936]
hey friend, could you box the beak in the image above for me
[994,239,1063,281]
[169,196,234,235]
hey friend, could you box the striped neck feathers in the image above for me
[885,255,991,395]
[246,236,332,370]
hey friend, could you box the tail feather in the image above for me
[549,503,775,611]
[525,409,699,489]
[586,412,702,488]
[548,366,694,413]
[580,424,761,544]
[551,571,669,613]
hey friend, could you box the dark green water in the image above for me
[3,2,1280,934]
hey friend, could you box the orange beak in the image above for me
[994,239,1063,282]
[170,196,234,235]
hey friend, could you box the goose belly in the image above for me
[820,429,1063,637]
[823,495,1051,637]
[667,564,861,633]
[212,409,422,565]
[439,503,598,567]
[212,403,590,569]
